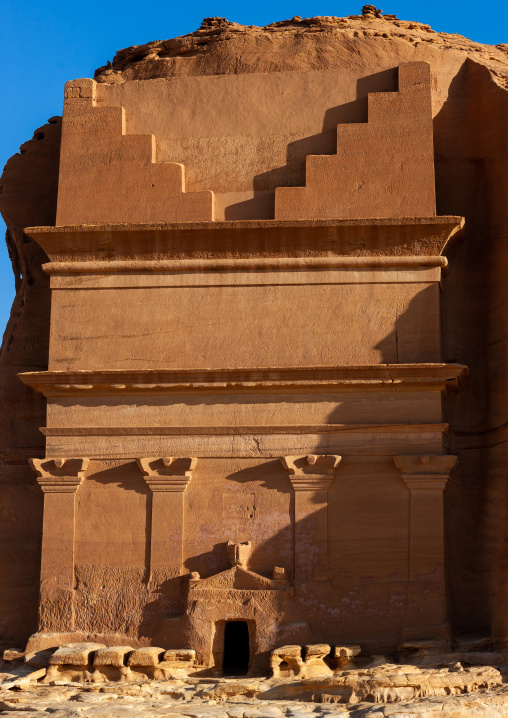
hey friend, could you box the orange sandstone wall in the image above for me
[1,13,508,647]
[47,282,441,371]
[65,457,410,650]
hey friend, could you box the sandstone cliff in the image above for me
[1,8,508,648]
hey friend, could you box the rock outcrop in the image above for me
[93,13,508,83]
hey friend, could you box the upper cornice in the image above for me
[25,216,463,264]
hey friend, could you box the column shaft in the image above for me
[40,492,77,588]
[408,484,446,580]
[151,491,185,577]
[294,488,329,583]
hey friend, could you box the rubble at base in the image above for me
[1,671,508,717]
[2,643,508,716]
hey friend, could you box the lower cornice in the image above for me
[19,363,468,397]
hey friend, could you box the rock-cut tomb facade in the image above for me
[2,10,508,677]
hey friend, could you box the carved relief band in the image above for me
[394,454,458,640]
[281,455,341,583]
[29,458,89,631]
[137,457,197,581]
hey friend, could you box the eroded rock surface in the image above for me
[1,658,508,717]
[93,13,508,83]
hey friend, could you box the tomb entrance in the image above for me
[223,620,250,675]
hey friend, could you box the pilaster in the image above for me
[394,454,458,641]
[29,458,89,631]
[281,455,341,583]
[137,457,197,582]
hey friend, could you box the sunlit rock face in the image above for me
[1,11,508,702]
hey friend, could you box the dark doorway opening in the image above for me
[223,620,250,675]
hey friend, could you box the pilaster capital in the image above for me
[136,457,197,492]
[393,455,458,491]
[29,458,89,493]
[280,454,342,491]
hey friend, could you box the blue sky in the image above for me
[0,0,506,340]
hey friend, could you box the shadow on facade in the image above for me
[225,68,397,218]
[432,58,498,638]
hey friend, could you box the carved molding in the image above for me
[400,476,450,491]
[42,423,449,437]
[19,364,469,397]
[136,457,197,492]
[29,458,89,493]
[43,255,449,275]
[281,454,342,491]
[25,215,463,263]
[393,455,458,491]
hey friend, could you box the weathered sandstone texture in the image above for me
[2,10,508,712]
[3,643,508,717]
